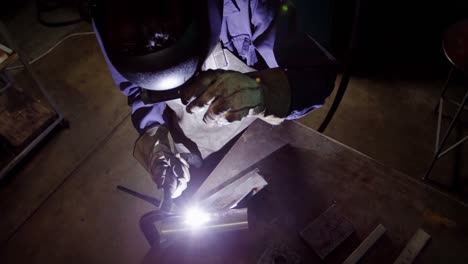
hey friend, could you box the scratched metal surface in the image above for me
[300,205,355,259]
[144,120,468,263]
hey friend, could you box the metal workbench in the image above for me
[143,120,468,263]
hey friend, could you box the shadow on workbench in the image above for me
[144,144,408,263]
[248,144,400,263]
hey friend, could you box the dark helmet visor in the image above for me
[93,0,223,92]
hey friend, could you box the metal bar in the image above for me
[438,135,468,158]
[157,208,248,239]
[446,98,468,112]
[393,229,430,264]
[199,169,267,210]
[116,185,161,207]
[440,67,454,100]
[424,87,468,180]
[0,116,63,180]
[435,98,444,153]
[434,67,454,113]
[197,168,261,203]
[343,224,386,264]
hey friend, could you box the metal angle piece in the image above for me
[156,208,249,240]
[343,224,386,264]
[300,204,355,259]
[393,229,431,264]
[199,168,268,210]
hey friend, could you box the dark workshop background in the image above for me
[0,0,468,263]
[3,0,468,75]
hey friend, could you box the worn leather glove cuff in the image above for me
[133,125,173,178]
[246,68,292,125]
[133,126,201,198]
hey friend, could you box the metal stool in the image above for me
[424,19,468,181]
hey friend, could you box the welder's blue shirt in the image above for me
[96,0,336,134]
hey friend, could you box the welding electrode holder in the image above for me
[160,187,174,213]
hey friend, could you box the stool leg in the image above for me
[434,67,455,114]
[424,86,468,180]
[435,97,444,153]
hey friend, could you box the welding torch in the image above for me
[160,186,174,213]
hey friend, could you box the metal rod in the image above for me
[438,135,468,158]
[0,117,63,180]
[393,229,430,264]
[440,67,454,99]
[116,185,161,207]
[434,67,454,113]
[446,98,468,112]
[438,87,468,150]
[435,98,444,153]
[343,224,386,264]
[424,87,468,180]
[158,208,248,239]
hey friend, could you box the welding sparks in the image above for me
[184,207,211,228]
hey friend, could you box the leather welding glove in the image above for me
[181,69,291,126]
[133,126,201,199]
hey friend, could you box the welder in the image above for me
[92,0,336,203]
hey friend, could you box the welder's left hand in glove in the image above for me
[133,126,201,199]
[181,68,291,126]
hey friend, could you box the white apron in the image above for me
[166,43,257,159]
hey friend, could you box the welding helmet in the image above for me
[91,0,223,102]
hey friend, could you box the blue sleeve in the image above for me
[93,22,166,134]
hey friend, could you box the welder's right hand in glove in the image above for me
[180,69,291,126]
[133,126,201,199]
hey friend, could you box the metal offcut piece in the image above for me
[393,229,431,264]
[199,168,268,210]
[257,243,302,264]
[343,224,386,264]
[300,204,354,259]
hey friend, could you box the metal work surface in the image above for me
[145,119,468,263]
